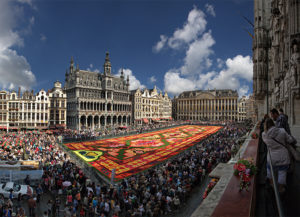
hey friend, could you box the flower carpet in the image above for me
[64,125,222,181]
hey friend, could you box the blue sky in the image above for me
[0,0,253,97]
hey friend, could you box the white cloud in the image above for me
[116,68,145,90]
[168,6,207,49]
[149,76,157,83]
[153,35,167,53]
[86,64,100,73]
[0,0,36,90]
[153,6,207,51]
[181,31,215,76]
[164,70,196,95]
[238,85,250,97]
[157,6,252,97]
[0,49,36,90]
[205,4,216,17]
[217,58,224,68]
[207,55,253,88]
[40,33,47,42]
[164,55,253,96]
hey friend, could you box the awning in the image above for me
[56,124,66,128]
[8,127,19,130]
[119,126,127,129]
[0,126,7,129]
[143,118,149,123]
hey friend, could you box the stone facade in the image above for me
[131,86,172,124]
[175,89,239,121]
[246,95,257,123]
[0,91,9,130]
[238,96,247,121]
[65,53,132,130]
[253,0,300,132]
[0,88,53,130]
[48,81,67,128]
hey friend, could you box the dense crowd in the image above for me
[0,121,250,217]
[62,121,188,142]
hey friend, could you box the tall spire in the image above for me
[70,56,74,73]
[105,51,110,62]
[103,51,111,75]
[120,68,124,79]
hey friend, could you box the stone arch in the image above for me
[100,116,105,126]
[122,115,126,124]
[94,116,99,129]
[80,116,86,129]
[127,116,131,124]
[107,103,112,111]
[113,115,117,125]
[107,116,112,125]
[118,115,122,124]
[87,115,93,128]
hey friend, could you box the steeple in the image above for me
[70,56,74,73]
[103,51,111,75]
[120,68,124,79]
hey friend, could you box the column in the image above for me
[92,116,94,130]
[78,116,81,130]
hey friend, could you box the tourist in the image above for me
[270,108,291,135]
[262,118,296,193]
[27,197,36,217]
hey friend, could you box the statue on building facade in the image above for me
[290,42,300,87]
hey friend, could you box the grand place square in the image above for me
[0,1,299,217]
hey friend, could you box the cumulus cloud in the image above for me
[116,68,145,90]
[238,85,250,97]
[0,49,36,90]
[159,6,252,97]
[164,55,253,96]
[0,0,36,91]
[149,76,157,83]
[205,4,216,17]
[181,31,215,76]
[164,70,196,94]
[153,6,207,51]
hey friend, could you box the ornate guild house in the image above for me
[131,86,172,125]
[65,52,132,130]
[175,89,239,121]
[253,0,300,136]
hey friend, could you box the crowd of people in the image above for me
[0,121,251,217]
[62,121,188,142]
